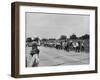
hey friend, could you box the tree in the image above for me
[41,38,48,41]
[79,34,89,39]
[33,37,40,42]
[48,38,56,40]
[70,34,77,39]
[26,37,32,42]
[59,35,67,40]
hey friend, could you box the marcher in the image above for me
[29,42,40,67]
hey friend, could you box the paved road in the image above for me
[26,46,89,67]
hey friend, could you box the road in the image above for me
[26,46,89,67]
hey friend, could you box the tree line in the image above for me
[26,34,89,42]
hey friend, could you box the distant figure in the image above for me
[29,43,40,67]
[81,42,84,52]
[72,41,79,52]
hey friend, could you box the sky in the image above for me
[26,12,90,39]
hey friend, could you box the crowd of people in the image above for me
[41,40,89,52]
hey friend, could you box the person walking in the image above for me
[29,42,40,67]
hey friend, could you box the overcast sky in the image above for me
[26,12,90,39]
